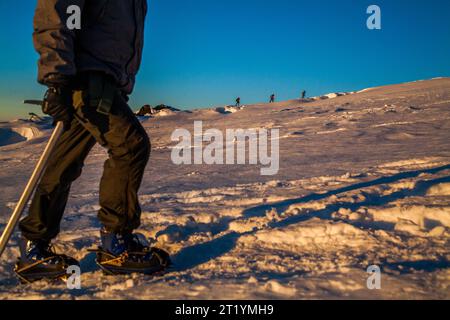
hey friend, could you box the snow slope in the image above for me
[0,120,47,147]
[0,78,449,299]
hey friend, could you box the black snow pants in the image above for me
[19,76,150,242]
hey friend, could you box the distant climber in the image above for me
[235,97,241,107]
[301,90,307,99]
[270,94,275,103]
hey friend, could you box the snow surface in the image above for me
[0,120,46,147]
[0,78,449,299]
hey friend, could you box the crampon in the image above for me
[14,254,79,284]
[91,247,171,275]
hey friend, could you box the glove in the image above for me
[42,87,74,130]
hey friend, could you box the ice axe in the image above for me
[0,100,64,259]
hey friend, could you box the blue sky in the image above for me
[0,0,449,120]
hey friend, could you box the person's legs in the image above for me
[74,90,150,235]
[20,83,150,252]
[19,117,97,242]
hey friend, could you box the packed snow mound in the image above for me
[151,109,178,117]
[368,205,450,229]
[0,123,43,147]
[313,92,355,100]
[11,126,42,140]
[215,105,245,114]
[0,128,26,146]
[427,183,450,196]
[324,93,344,99]
[243,218,375,251]
[135,104,181,117]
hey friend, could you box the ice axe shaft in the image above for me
[0,110,64,259]
[23,100,45,106]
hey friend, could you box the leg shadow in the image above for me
[170,165,450,272]
[243,164,450,219]
[156,218,233,243]
[270,175,450,231]
[383,259,449,274]
[79,251,98,273]
[172,232,240,272]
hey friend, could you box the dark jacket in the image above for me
[33,0,147,94]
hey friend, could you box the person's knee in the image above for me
[130,130,151,161]
[39,161,83,193]
[64,161,84,182]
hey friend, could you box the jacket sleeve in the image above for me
[33,0,85,87]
